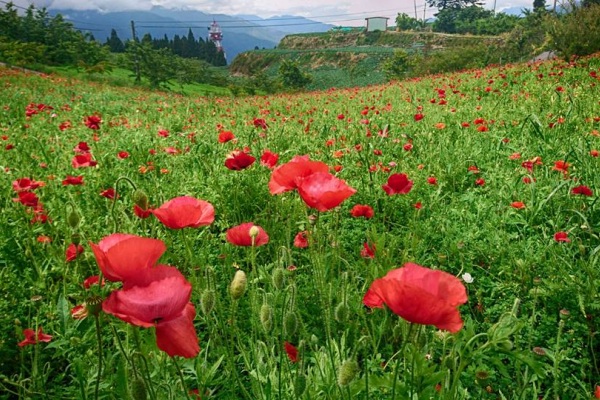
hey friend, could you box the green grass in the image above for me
[1,53,600,399]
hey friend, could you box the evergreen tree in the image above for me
[105,29,125,53]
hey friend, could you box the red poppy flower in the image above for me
[225,150,256,170]
[158,129,170,138]
[72,153,97,168]
[90,233,166,282]
[59,120,71,131]
[71,304,88,320]
[152,196,215,229]
[73,142,91,154]
[37,235,51,244]
[268,155,329,195]
[218,131,235,143]
[260,149,279,169]
[403,143,413,152]
[12,178,45,192]
[62,175,84,186]
[590,149,599,157]
[363,263,467,333]
[84,115,102,130]
[100,188,117,199]
[253,118,268,129]
[66,243,84,262]
[133,204,153,219]
[350,204,374,219]
[595,385,600,399]
[117,151,130,159]
[226,222,269,247]
[284,341,299,363]
[83,275,105,289]
[554,231,570,242]
[18,327,52,347]
[427,177,438,185]
[361,242,376,258]
[102,265,200,358]
[467,166,480,174]
[13,191,39,208]
[414,201,422,209]
[511,201,526,209]
[293,231,309,248]
[297,172,356,212]
[552,160,569,174]
[572,185,593,196]
[474,178,485,186]
[414,113,424,121]
[382,173,413,195]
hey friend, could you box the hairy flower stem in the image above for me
[172,357,192,400]
[111,176,137,231]
[93,315,103,400]
[390,323,412,400]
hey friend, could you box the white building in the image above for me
[365,17,389,32]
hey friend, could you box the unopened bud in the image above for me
[200,290,215,315]
[260,303,273,333]
[284,311,298,337]
[294,374,307,397]
[272,268,284,290]
[130,377,147,400]
[338,359,359,386]
[67,208,80,228]
[132,189,149,210]
[230,270,247,300]
[334,302,349,323]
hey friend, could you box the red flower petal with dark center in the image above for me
[350,204,374,218]
[284,341,299,363]
[225,150,255,170]
[572,185,593,196]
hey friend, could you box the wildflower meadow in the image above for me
[1,54,600,399]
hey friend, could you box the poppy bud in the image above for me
[71,233,81,245]
[132,189,149,210]
[230,270,247,300]
[86,295,104,316]
[294,374,307,397]
[338,359,359,386]
[272,267,284,290]
[260,303,273,333]
[130,377,147,400]
[200,290,215,315]
[284,311,298,337]
[334,302,349,323]
[67,208,80,228]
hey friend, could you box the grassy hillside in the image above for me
[230,30,513,90]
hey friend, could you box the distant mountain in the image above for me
[47,7,332,61]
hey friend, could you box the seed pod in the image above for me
[284,311,298,337]
[200,290,216,315]
[71,233,81,245]
[272,267,284,290]
[338,359,359,386]
[260,303,273,333]
[130,377,147,400]
[230,270,247,300]
[86,296,104,317]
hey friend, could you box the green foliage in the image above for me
[545,4,600,60]
[433,6,520,34]
[395,13,423,31]
[278,59,312,90]
[428,0,484,11]
[382,49,410,80]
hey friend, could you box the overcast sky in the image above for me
[14,0,534,25]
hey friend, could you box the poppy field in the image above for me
[1,54,600,399]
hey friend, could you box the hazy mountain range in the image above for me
[47,7,333,61]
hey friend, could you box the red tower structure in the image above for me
[208,20,223,52]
